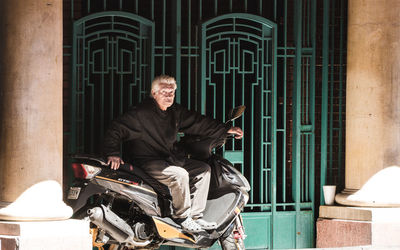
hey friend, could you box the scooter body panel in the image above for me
[67,153,249,249]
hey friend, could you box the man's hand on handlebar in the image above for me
[227,127,243,139]
[107,156,124,170]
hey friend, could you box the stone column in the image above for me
[0,0,72,220]
[336,0,400,207]
[318,0,400,248]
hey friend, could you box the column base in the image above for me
[0,180,72,220]
[0,219,92,250]
[336,188,400,207]
[317,205,400,248]
[336,167,400,207]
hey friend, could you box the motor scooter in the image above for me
[67,106,250,250]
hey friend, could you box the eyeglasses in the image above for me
[158,89,175,97]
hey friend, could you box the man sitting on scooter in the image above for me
[103,75,243,233]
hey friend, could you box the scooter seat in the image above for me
[71,155,172,199]
[118,164,172,199]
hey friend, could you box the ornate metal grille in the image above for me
[201,14,277,212]
[71,12,154,154]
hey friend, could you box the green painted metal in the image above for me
[291,0,316,248]
[274,212,296,249]
[201,14,277,216]
[292,0,305,247]
[242,212,272,249]
[71,11,154,154]
[200,9,315,248]
[320,0,347,203]
[320,0,330,205]
[172,0,182,104]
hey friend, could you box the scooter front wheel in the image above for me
[220,214,246,250]
[219,231,245,250]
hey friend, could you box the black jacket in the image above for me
[103,98,229,165]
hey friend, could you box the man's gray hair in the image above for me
[151,75,177,97]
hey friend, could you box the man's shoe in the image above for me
[180,217,203,233]
[195,218,217,230]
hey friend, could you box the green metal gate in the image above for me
[66,1,324,249]
[201,13,281,248]
[197,9,315,249]
[71,12,154,153]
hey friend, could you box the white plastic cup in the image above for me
[323,185,336,205]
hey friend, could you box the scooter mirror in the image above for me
[226,105,246,123]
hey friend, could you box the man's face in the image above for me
[152,83,176,111]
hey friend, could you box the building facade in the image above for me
[4,0,399,249]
